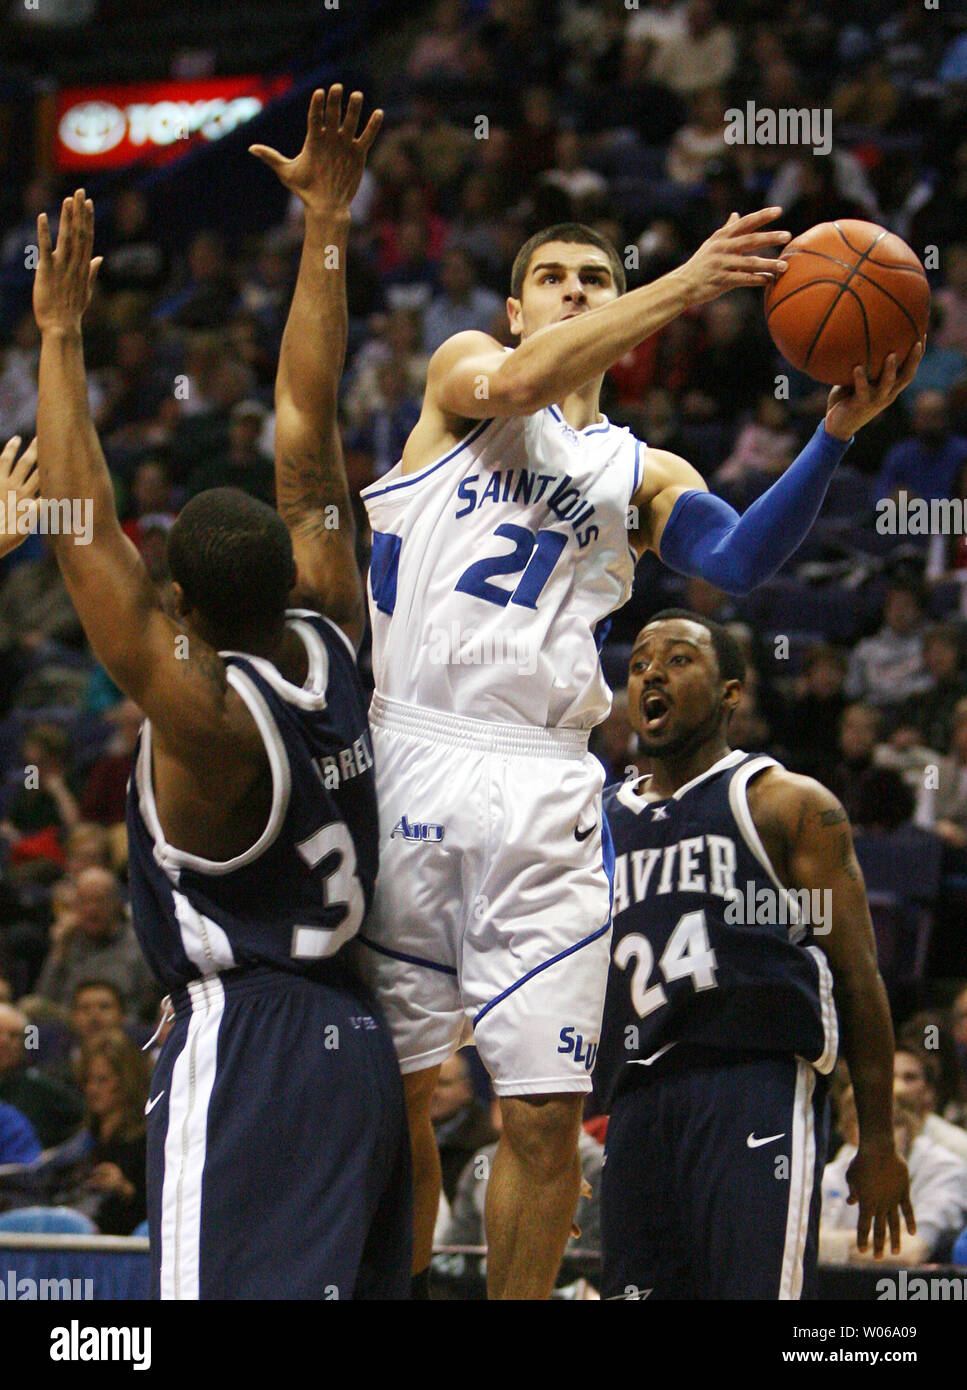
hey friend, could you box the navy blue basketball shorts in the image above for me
[601,1048,830,1300]
[146,964,411,1300]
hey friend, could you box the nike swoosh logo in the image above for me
[145,1092,165,1116]
[574,822,596,842]
[747,1131,785,1148]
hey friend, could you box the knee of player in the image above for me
[499,1094,584,1176]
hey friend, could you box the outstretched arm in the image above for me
[635,346,924,592]
[750,770,915,1259]
[251,85,382,652]
[0,436,40,560]
[33,191,254,770]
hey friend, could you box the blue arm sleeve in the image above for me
[657,423,852,595]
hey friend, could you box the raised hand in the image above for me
[249,85,383,216]
[680,207,791,305]
[33,189,102,336]
[0,435,40,559]
[824,341,925,441]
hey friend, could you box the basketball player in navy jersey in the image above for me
[31,90,411,1299]
[595,611,915,1299]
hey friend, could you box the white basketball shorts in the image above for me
[350,694,615,1096]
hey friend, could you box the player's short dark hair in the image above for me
[167,488,295,646]
[71,979,124,1008]
[642,609,747,684]
[510,222,627,300]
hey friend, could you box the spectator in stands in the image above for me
[80,700,142,829]
[827,703,881,821]
[894,1045,967,1161]
[344,309,428,432]
[930,700,967,848]
[120,460,178,554]
[713,394,798,499]
[186,398,274,505]
[898,1010,967,1130]
[822,1089,967,1265]
[951,985,967,1099]
[845,578,931,712]
[156,229,238,330]
[893,624,967,757]
[381,219,439,316]
[422,248,503,355]
[681,299,774,428]
[904,305,967,409]
[34,867,158,1023]
[625,0,687,69]
[99,189,169,299]
[775,643,849,783]
[0,1001,84,1147]
[0,1099,41,1165]
[666,88,729,189]
[935,244,967,360]
[648,0,736,99]
[0,537,86,656]
[0,722,80,866]
[347,356,422,479]
[96,326,171,450]
[875,390,967,503]
[64,823,113,877]
[407,0,468,83]
[72,1030,148,1236]
[592,689,637,783]
[431,1052,499,1209]
[831,57,900,133]
[540,130,608,212]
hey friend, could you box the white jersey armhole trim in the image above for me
[285,606,357,663]
[135,669,292,877]
[727,755,804,940]
[220,612,331,710]
[360,416,494,499]
[804,944,840,1074]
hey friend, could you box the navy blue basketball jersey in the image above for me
[126,610,378,992]
[594,750,838,1110]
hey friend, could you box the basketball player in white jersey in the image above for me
[356,213,923,1299]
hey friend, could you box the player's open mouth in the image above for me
[642,693,670,730]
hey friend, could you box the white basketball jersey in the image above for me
[361,406,644,729]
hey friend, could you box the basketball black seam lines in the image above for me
[768,278,872,373]
[833,222,925,271]
[766,224,925,373]
[766,250,926,334]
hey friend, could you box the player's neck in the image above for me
[646,738,734,799]
[556,380,604,432]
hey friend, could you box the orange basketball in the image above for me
[763,219,930,386]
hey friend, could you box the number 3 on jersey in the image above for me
[290,821,365,959]
[455,524,567,608]
[613,910,719,1018]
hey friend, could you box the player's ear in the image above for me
[722,678,742,715]
[166,581,190,621]
[506,296,523,339]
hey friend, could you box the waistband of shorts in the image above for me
[368,693,590,759]
[169,960,353,1017]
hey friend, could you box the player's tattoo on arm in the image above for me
[818,806,849,827]
[836,827,861,882]
[276,447,350,528]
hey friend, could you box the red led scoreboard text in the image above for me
[55,76,292,171]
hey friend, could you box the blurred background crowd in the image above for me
[2,0,967,1274]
